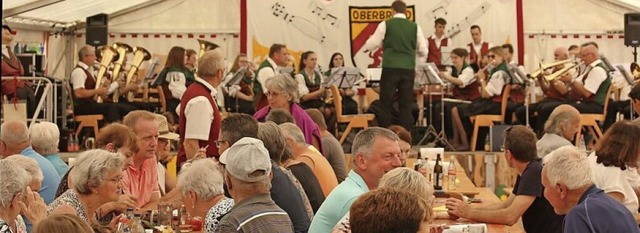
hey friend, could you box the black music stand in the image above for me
[415,63,454,150]
[507,64,530,126]
[225,67,249,113]
[324,67,360,88]
[617,65,636,121]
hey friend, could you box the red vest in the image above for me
[72,65,98,104]
[427,37,448,66]
[468,42,489,65]
[1,49,28,96]
[177,81,221,169]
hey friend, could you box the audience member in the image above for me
[254,44,289,110]
[219,113,311,232]
[332,167,435,233]
[280,122,338,196]
[630,84,640,124]
[349,188,431,233]
[310,127,402,233]
[387,125,412,167]
[259,122,324,214]
[5,156,43,196]
[177,50,225,168]
[122,110,160,210]
[446,126,564,232]
[586,121,640,215]
[1,121,61,204]
[217,137,294,232]
[537,104,580,158]
[266,108,295,125]
[254,74,322,152]
[32,214,94,233]
[155,114,179,196]
[48,149,124,224]
[177,158,233,232]
[29,122,68,176]
[0,159,46,233]
[305,108,348,182]
[542,146,639,232]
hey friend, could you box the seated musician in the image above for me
[157,46,195,118]
[517,47,572,134]
[222,53,255,115]
[450,46,510,151]
[434,48,478,146]
[539,43,612,134]
[501,44,525,124]
[1,21,36,116]
[324,52,359,133]
[295,51,326,110]
[70,45,134,123]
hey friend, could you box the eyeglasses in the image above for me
[215,140,228,147]
[487,55,496,59]
[265,91,282,98]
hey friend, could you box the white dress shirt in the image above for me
[184,78,218,141]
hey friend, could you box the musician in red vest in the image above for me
[254,44,289,111]
[70,46,134,123]
[426,18,453,67]
[1,20,36,116]
[177,49,224,169]
[468,25,492,71]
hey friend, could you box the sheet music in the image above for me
[617,65,634,86]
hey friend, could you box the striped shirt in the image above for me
[216,193,293,233]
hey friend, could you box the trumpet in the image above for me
[198,39,219,58]
[125,46,152,102]
[543,62,577,81]
[530,59,575,78]
[95,46,119,103]
[111,42,133,102]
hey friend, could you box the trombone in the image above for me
[529,59,575,78]
[530,59,578,81]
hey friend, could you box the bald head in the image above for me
[553,47,569,61]
[580,45,599,64]
[1,121,31,157]
[544,105,581,140]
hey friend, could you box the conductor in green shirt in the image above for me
[363,0,428,131]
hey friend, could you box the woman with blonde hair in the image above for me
[332,167,435,232]
[32,214,93,233]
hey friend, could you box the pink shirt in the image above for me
[122,157,159,208]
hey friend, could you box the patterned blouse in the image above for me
[0,216,27,233]
[46,189,91,222]
[204,197,234,233]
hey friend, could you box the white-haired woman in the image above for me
[177,158,233,233]
[29,122,68,176]
[5,156,43,195]
[47,149,125,225]
[0,159,46,233]
[253,74,322,152]
[331,167,436,233]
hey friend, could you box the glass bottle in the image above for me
[433,154,443,190]
[448,157,456,190]
[130,213,145,233]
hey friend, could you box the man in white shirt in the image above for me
[362,0,428,131]
[176,50,225,169]
[567,44,611,115]
[70,45,135,122]
[426,18,453,67]
[468,25,492,70]
[253,44,289,110]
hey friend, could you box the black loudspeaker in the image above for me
[624,13,640,46]
[86,14,108,46]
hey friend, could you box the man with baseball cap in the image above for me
[2,19,36,116]
[217,137,293,233]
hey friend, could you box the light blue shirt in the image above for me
[309,170,369,233]
[43,153,69,177]
[20,146,61,203]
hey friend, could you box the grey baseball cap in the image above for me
[219,137,271,183]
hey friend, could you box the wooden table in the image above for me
[406,157,524,233]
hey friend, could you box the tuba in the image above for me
[95,46,119,103]
[111,42,133,102]
[198,39,219,58]
[125,46,152,102]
